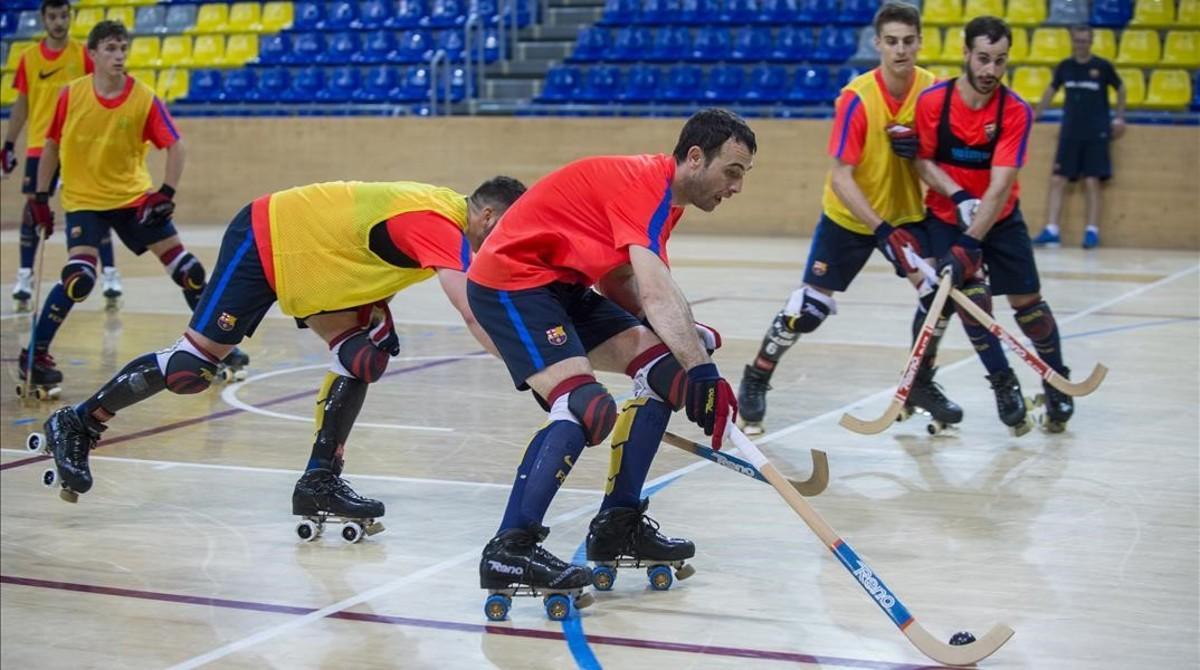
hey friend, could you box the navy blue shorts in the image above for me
[65,207,178,255]
[920,206,1042,296]
[802,213,928,291]
[1053,137,1111,182]
[188,204,277,345]
[467,280,642,389]
[21,155,59,195]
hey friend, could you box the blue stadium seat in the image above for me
[2,12,18,36]
[538,64,582,102]
[317,32,361,64]
[292,1,325,31]
[245,68,289,102]
[424,0,466,27]
[483,28,501,62]
[446,66,474,101]
[680,0,722,24]
[316,66,361,101]
[701,65,745,102]
[472,0,499,22]
[648,25,690,61]
[755,0,797,23]
[689,26,731,61]
[258,33,291,64]
[436,29,466,61]
[357,0,393,28]
[771,25,815,61]
[838,0,877,25]
[797,0,838,24]
[720,0,759,23]
[731,26,772,61]
[601,0,641,25]
[576,65,622,102]
[394,29,434,63]
[186,69,222,103]
[1194,70,1200,110]
[1090,0,1132,26]
[659,63,703,102]
[785,66,833,104]
[219,69,256,102]
[610,26,654,62]
[398,65,432,101]
[640,0,682,24]
[354,30,396,63]
[743,64,787,102]
[570,26,611,62]
[812,26,856,62]
[617,64,662,102]
[285,32,326,64]
[354,65,399,101]
[280,66,325,102]
[322,0,358,29]
[835,65,863,88]
[389,0,426,28]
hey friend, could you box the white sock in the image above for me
[1045,224,1060,235]
[1085,225,1099,234]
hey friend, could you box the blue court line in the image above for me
[1060,316,1198,341]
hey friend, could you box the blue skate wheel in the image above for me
[484,594,511,622]
[544,594,570,621]
[591,565,617,591]
[647,565,673,591]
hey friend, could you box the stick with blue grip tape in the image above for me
[662,431,829,497]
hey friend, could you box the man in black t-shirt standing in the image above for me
[1031,24,1126,249]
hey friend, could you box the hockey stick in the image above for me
[839,266,955,434]
[726,423,1014,667]
[20,227,49,405]
[661,430,829,496]
[908,254,1107,397]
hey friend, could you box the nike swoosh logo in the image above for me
[38,68,63,80]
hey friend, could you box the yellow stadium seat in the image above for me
[224,33,258,65]
[939,25,965,63]
[1179,0,1200,27]
[2,73,17,106]
[1009,27,1029,62]
[1128,0,1175,28]
[228,2,263,32]
[261,1,294,32]
[190,3,230,33]
[127,68,156,87]
[1114,67,1146,106]
[919,27,944,64]
[1028,27,1070,65]
[1011,66,1052,103]
[1092,28,1116,60]
[1006,0,1047,26]
[191,34,226,66]
[1116,29,1161,67]
[126,36,160,68]
[927,64,959,80]
[71,7,105,39]
[159,35,193,67]
[156,68,189,101]
[105,6,134,28]
[74,0,105,6]
[1161,31,1200,68]
[1143,68,1192,109]
[963,0,1004,21]
[922,0,963,26]
[4,42,34,72]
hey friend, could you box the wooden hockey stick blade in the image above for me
[726,425,1014,667]
[662,431,829,497]
[839,399,905,434]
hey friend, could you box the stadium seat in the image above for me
[755,0,797,24]
[701,64,745,102]
[922,0,962,26]
[1143,68,1192,109]
[315,65,360,101]
[731,26,772,62]
[1028,27,1069,65]
[227,2,262,32]
[1,73,16,106]
[600,0,639,25]
[812,26,856,63]
[389,0,425,28]
[292,1,325,30]
[785,66,833,104]
[71,7,104,39]
[658,63,702,102]
[1,13,15,38]
[1193,70,1200,109]
[156,68,188,102]
[918,26,943,64]
[279,66,324,102]
[356,0,392,28]
[1092,28,1117,60]
[1114,66,1145,104]
[127,36,161,69]
[1116,29,1161,67]
[690,27,731,62]
[938,25,964,63]
[190,4,229,33]
[245,67,289,101]
[186,68,221,102]
[163,5,198,34]
[835,65,863,87]
[1179,0,1200,26]
[396,65,432,101]
[482,27,501,62]
[159,35,194,67]
[262,1,294,31]
[192,35,226,67]
[1045,0,1087,23]
[434,28,465,61]
[317,31,360,64]
[798,0,839,24]
[14,10,40,38]
[1008,27,1029,62]
[850,26,878,63]
[537,64,580,102]
[1010,65,1051,102]
[258,33,290,63]
[218,68,255,101]
[322,0,357,29]
[394,29,433,62]
[770,25,815,61]
[127,69,155,89]
[638,0,678,25]
[1089,0,1131,27]
[225,33,258,65]
[743,64,787,102]
[284,31,324,63]
[4,41,31,71]
[926,63,959,79]
[1160,31,1200,68]
[105,6,134,30]
[963,0,1003,20]
[1129,0,1174,27]
[838,0,877,25]
[720,0,758,24]
[445,66,473,102]
[353,65,397,101]
[424,0,465,27]
[134,5,167,34]
[575,65,621,102]
[648,26,689,61]
[608,26,651,62]
[1005,0,1047,26]
[354,29,397,63]
[680,0,722,24]
[616,63,661,102]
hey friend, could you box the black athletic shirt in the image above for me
[1051,56,1122,141]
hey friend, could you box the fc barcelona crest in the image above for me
[984,122,997,141]
[812,261,828,277]
[546,325,568,346]
[217,312,238,332]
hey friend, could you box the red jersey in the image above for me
[915,79,1033,225]
[469,154,684,290]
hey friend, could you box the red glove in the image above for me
[694,322,722,354]
[137,184,176,227]
[685,363,738,450]
[873,221,922,276]
[1,142,17,175]
[24,193,54,238]
[938,235,983,287]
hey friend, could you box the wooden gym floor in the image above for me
[1,228,1197,669]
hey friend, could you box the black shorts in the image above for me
[802,213,929,291]
[21,155,60,195]
[921,206,1041,296]
[467,280,642,389]
[65,207,179,255]
[188,204,277,345]
[1053,137,1111,182]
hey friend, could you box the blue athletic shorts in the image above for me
[802,213,929,291]
[21,155,59,195]
[65,207,178,255]
[467,280,642,389]
[920,206,1042,296]
[1053,137,1112,182]
[189,204,277,345]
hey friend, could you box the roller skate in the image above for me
[902,366,963,435]
[1035,368,1074,433]
[12,268,33,312]
[15,347,63,401]
[737,364,772,436]
[28,407,105,502]
[292,468,385,543]
[216,347,250,383]
[480,524,594,621]
[586,498,696,592]
[101,267,123,312]
[986,368,1034,437]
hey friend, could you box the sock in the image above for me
[98,235,115,268]
[19,218,38,268]
[32,283,77,350]
[1014,301,1065,374]
[1085,225,1098,234]
[306,372,368,473]
[497,420,585,533]
[601,397,671,511]
[1044,223,1060,235]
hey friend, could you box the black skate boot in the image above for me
[216,347,250,383]
[39,406,105,502]
[17,347,63,401]
[737,364,772,436]
[986,368,1034,436]
[480,524,594,621]
[905,366,963,435]
[292,468,385,543]
[586,498,696,591]
[1038,367,1074,433]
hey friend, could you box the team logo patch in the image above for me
[812,261,828,277]
[70,227,81,239]
[984,122,997,141]
[546,325,568,346]
[1089,68,1100,79]
[217,312,238,332]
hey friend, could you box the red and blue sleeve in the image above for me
[142,96,181,149]
[994,93,1034,168]
[826,90,867,165]
[45,87,70,143]
[607,176,675,262]
[13,55,28,94]
[915,83,948,160]
[384,210,470,271]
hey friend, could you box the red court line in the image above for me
[0,575,948,670]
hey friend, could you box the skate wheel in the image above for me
[45,387,60,400]
[484,594,511,622]
[15,384,26,399]
[740,421,764,437]
[233,369,247,382]
[544,593,571,621]
[296,519,320,542]
[1011,419,1033,437]
[591,565,616,592]
[25,432,45,453]
[574,592,595,610]
[340,521,364,544]
[675,563,696,581]
[34,387,49,401]
[219,368,235,383]
[1042,419,1066,434]
[647,565,673,591]
[926,421,944,436]
[41,468,58,488]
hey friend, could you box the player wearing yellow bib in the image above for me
[40,177,525,533]
[2,0,122,312]
[737,2,963,434]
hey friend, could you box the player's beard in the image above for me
[964,63,998,96]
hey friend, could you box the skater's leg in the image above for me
[98,231,116,269]
[32,247,100,352]
[1010,293,1073,426]
[149,237,207,311]
[953,279,1010,375]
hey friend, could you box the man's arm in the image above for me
[36,139,60,194]
[3,93,28,146]
[1034,84,1056,120]
[628,245,708,370]
[914,157,963,199]
[436,267,498,357]
[963,165,1018,240]
[829,161,884,230]
[1112,84,1127,139]
[594,263,642,317]
[161,138,185,190]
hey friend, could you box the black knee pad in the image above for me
[61,256,98,302]
[1014,299,1056,341]
[171,252,207,308]
[566,381,618,446]
[646,354,686,410]
[955,281,993,328]
[164,349,218,394]
[335,329,391,383]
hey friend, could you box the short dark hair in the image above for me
[87,20,129,50]
[1069,24,1093,36]
[471,175,526,211]
[874,1,921,36]
[40,0,70,15]
[963,15,1011,51]
[672,108,757,164]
